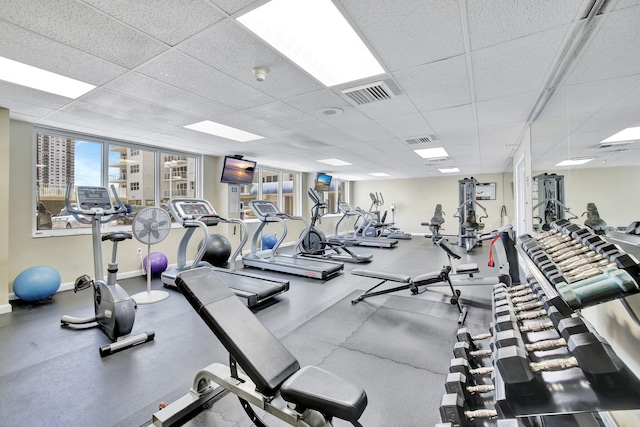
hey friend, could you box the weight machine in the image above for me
[455,177,488,253]
[532,173,577,231]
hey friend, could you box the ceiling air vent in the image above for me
[405,136,435,146]
[596,141,633,149]
[341,81,395,105]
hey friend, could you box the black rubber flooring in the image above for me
[0,236,497,426]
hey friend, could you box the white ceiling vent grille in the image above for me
[596,141,633,149]
[341,81,395,105]
[405,136,435,146]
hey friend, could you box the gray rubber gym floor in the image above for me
[0,236,501,426]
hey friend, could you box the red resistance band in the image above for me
[488,235,501,267]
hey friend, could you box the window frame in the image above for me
[32,126,201,237]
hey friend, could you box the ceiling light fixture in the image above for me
[237,0,385,87]
[184,120,264,142]
[555,158,593,166]
[370,172,390,177]
[601,126,640,143]
[317,158,352,166]
[0,56,95,99]
[439,167,460,173]
[414,147,449,159]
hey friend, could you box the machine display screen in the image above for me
[253,202,279,215]
[76,187,112,210]
[177,202,211,218]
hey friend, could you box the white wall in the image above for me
[352,173,515,236]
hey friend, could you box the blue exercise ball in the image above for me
[13,266,61,302]
[262,234,278,250]
[143,252,168,275]
[199,234,232,267]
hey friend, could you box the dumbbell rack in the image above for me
[438,219,640,426]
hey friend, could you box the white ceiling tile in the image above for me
[104,72,234,118]
[565,7,640,85]
[135,50,274,110]
[0,20,127,85]
[82,0,226,46]
[0,0,167,68]
[178,19,323,99]
[339,0,465,71]
[472,24,572,101]
[422,104,475,133]
[466,0,585,50]
[211,0,258,15]
[476,92,537,127]
[394,55,471,112]
[0,81,73,110]
[478,123,525,146]
[376,114,434,139]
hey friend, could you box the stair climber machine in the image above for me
[243,200,344,280]
[455,177,489,253]
[299,188,373,263]
[161,198,289,307]
[532,173,578,232]
[333,201,398,249]
[60,184,154,357]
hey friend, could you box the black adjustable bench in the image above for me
[153,267,367,427]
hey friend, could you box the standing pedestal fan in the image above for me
[131,206,171,304]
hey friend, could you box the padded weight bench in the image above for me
[351,239,475,324]
[154,267,367,427]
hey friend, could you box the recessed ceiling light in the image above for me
[237,0,385,86]
[0,56,95,98]
[316,107,344,116]
[414,147,449,159]
[555,158,593,166]
[439,167,460,173]
[370,172,390,177]
[184,120,264,142]
[601,126,640,143]
[317,158,352,166]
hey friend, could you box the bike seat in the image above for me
[102,232,133,242]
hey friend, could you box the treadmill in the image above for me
[242,200,344,280]
[333,201,398,249]
[161,198,289,307]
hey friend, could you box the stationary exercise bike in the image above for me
[60,184,154,357]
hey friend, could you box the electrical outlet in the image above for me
[136,248,142,255]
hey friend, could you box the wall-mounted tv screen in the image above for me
[220,156,257,185]
[315,173,332,192]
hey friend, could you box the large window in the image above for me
[240,167,300,219]
[324,178,347,213]
[34,129,199,235]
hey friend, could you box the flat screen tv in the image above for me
[220,156,257,185]
[315,173,332,192]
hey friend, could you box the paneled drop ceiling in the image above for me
[1,0,639,180]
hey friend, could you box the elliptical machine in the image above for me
[299,188,373,263]
[60,184,154,357]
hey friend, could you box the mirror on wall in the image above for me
[530,1,640,233]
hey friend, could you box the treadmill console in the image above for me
[75,186,114,213]
[170,199,219,226]
[249,200,286,221]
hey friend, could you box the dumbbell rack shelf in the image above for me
[489,220,640,418]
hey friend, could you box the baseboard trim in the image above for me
[0,303,12,314]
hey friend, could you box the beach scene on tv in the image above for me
[221,157,256,184]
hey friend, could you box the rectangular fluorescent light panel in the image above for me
[439,167,460,173]
[555,158,593,166]
[0,56,95,99]
[602,126,640,143]
[318,158,352,166]
[237,0,385,87]
[184,120,264,142]
[414,147,449,159]
[370,172,390,177]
